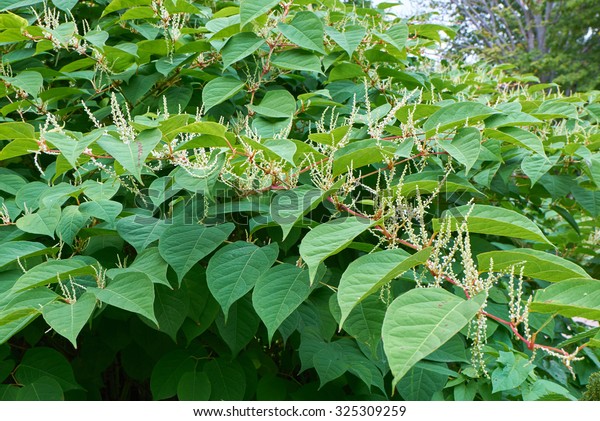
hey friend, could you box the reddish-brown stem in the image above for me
[247,183,287,196]
[260,2,292,77]
[326,196,366,219]
[324,195,574,357]
[382,134,413,140]
[298,157,329,174]
[533,343,570,356]
[358,151,449,180]
[44,148,113,159]
[396,238,419,250]
[483,311,531,345]
[326,196,419,249]
[482,311,571,356]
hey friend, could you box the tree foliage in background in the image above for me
[0,0,599,401]
[441,0,600,91]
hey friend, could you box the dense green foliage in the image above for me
[0,0,599,401]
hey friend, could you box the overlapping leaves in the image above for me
[0,0,598,402]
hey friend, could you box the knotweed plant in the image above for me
[0,0,597,402]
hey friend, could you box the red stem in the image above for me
[324,193,573,357]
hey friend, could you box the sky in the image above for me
[371,0,427,18]
[371,0,452,26]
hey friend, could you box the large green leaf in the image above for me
[338,248,432,327]
[52,0,77,12]
[5,71,43,97]
[0,169,27,195]
[332,139,396,176]
[396,363,449,401]
[159,223,234,283]
[330,62,363,82]
[15,181,49,211]
[325,25,365,58]
[571,184,600,217]
[177,371,211,401]
[215,296,260,356]
[221,32,265,69]
[278,11,325,54]
[107,247,169,287]
[438,204,553,246]
[0,241,53,269]
[485,127,546,157]
[374,23,409,51]
[240,0,280,27]
[89,272,157,325]
[203,358,246,400]
[0,10,28,28]
[202,77,245,112]
[382,289,485,388]
[0,122,34,139]
[15,377,63,401]
[308,125,351,147]
[0,308,40,345]
[3,287,58,311]
[55,205,88,245]
[42,292,96,348]
[0,138,38,160]
[484,111,543,128]
[16,205,62,238]
[521,379,576,401]
[171,152,225,200]
[153,284,189,341]
[312,338,383,391]
[271,184,337,240]
[299,216,374,284]
[116,215,166,253]
[271,49,322,73]
[102,0,152,16]
[312,342,347,388]
[477,249,590,282]
[534,100,578,119]
[205,15,240,39]
[81,179,120,201]
[14,347,80,391]
[589,332,600,348]
[396,104,441,124]
[97,129,162,182]
[181,273,220,343]
[425,335,469,363]
[330,294,386,355]
[151,350,196,400]
[43,131,95,169]
[521,153,557,186]
[530,278,600,320]
[437,127,481,175]
[79,200,123,223]
[424,102,498,136]
[206,241,277,319]
[253,263,312,342]
[12,256,98,292]
[396,171,481,197]
[550,205,581,235]
[39,183,79,208]
[164,120,227,143]
[491,351,533,393]
[248,90,296,118]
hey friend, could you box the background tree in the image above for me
[439,0,600,91]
